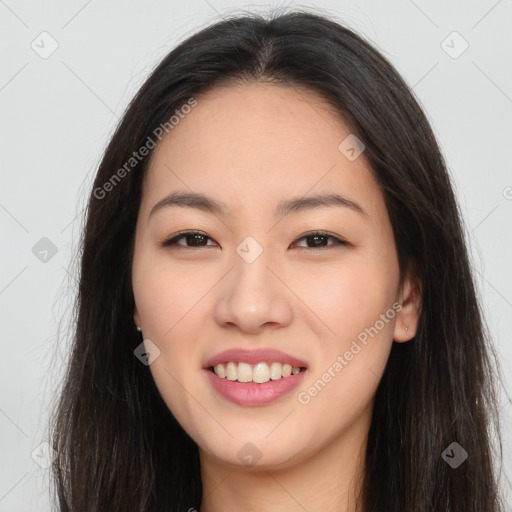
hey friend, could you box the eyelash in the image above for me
[159,230,348,251]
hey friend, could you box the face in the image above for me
[132,82,418,470]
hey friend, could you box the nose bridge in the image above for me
[234,239,273,297]
[214,236,293,332]
[231,236,277,310]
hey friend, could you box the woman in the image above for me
[50,9,507,512]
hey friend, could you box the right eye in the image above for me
[160,230,218,249]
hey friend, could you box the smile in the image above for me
[204,365,308,406]
[210,361,305,383]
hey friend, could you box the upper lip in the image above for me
[203,348,308,369]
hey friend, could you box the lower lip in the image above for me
[204,368,307,406]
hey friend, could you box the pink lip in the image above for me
[203,348,308,369]
[204,367,307,406]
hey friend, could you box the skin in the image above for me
[132,82,421,512]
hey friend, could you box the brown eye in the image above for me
[293,231,347,250]
[161,231,217,248]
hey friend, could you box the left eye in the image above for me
[160,230,347,250]
[292,231,347,249]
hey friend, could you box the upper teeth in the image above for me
[213,362,302,383]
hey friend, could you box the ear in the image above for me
[393,270,422,343]
[133,306,141,329]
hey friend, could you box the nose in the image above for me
[213,248,294,334]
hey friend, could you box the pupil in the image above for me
[188,234,206,246]
[309,235,326,247]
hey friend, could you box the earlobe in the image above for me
[393,272,422,343]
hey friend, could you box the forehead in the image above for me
[141,82,384,221]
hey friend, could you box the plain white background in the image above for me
[1,1,511,510]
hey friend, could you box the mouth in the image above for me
[204,362,308,406]
[207,362,308,384]
[203,347,309,384]
[202,348,309,405]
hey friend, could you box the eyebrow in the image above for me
[148,191,368,221]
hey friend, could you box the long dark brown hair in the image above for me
[50,8,508,511]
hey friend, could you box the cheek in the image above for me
[293,262,396,428]
[291,250,399,409]
[132,253,214,416]
[293,252,399,343]
[133,250,213,339]
[133,256,211,425]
